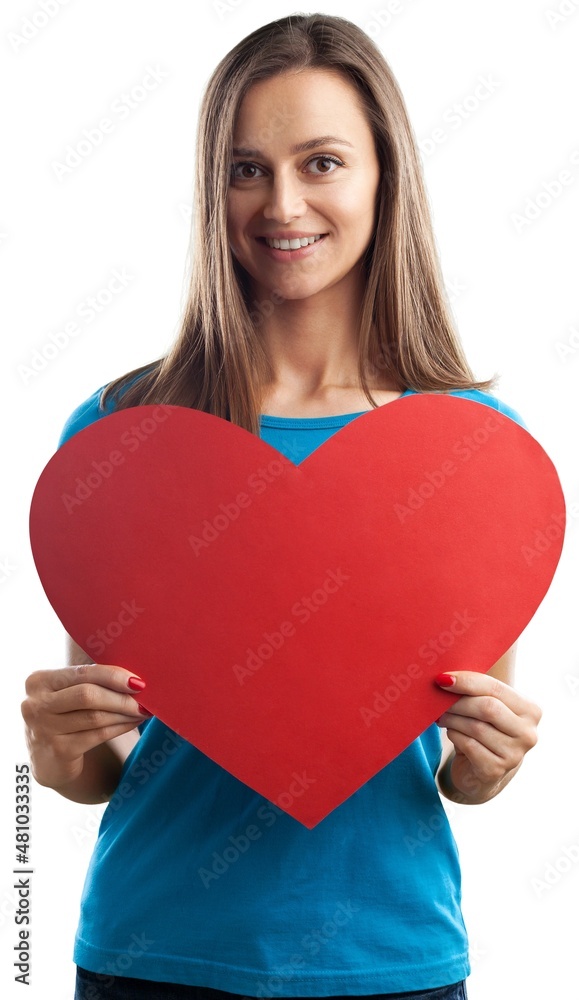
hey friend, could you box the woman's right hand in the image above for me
[21,664,150,792]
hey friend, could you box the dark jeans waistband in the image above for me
[74,966,467,1000]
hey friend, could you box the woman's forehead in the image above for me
[233,71,371,148]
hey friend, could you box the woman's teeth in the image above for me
[264,234,325,250]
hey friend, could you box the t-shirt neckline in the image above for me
[259,389,414,427]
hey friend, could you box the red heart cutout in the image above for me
[30,395,564,827]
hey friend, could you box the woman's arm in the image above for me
[435,642,542,804]
[21,635,144,805]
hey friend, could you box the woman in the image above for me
[22,13,541,999]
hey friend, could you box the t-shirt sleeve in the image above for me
[492,395,529,432]
[450,388,530,433]
[57,384,114,449]
[57,366,157,449]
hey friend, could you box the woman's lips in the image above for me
[255,234,329,261]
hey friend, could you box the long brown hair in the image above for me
[101,12,497,437]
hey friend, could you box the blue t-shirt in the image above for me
[58,383,527,994]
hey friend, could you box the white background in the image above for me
[1,1,578,997]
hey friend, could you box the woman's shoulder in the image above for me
[57,384,113,449]
[406,387,529,432]
[450,388,528,431]
[57,367,155,449]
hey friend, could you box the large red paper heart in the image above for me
[29,395,564,827]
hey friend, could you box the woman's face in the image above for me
[227,68,381,303]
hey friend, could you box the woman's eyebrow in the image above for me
[232,135,355,157]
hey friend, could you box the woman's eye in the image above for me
[306,155,343,175]
[231,162,265,180]
[230,155,343,181]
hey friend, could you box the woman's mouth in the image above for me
[256,234,329,261]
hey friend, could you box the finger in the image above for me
[40,683,142,716]
[38,720,145,761]
[438,694,523,739]
[441,714,519,762]
[446,727,514,781]
[434,670,534,717]
[41,705,148,737]
[31,663,146,696]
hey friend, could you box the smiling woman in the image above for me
[94,11,500,430]
[21,12,542,1000]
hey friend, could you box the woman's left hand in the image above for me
[435,670,542,802]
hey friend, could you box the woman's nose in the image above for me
[262,172,305,223]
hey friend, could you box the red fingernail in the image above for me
[127,676,146,691]
[137,704,152,717]
[435,673,456,687]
